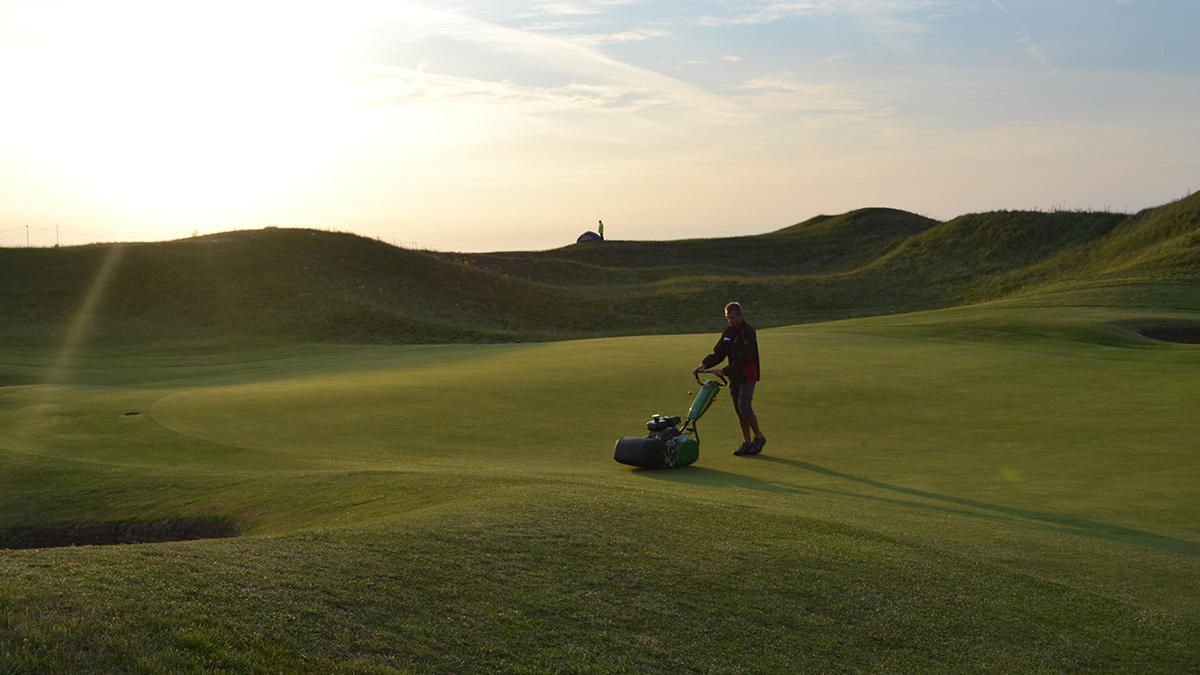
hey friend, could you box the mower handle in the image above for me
[694,369,728,386]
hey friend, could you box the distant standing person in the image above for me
[598,220,604,240]
[692,301,765,456]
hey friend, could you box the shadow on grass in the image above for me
[0,517,241,550]
[631,465,807,495]
[754,455,1199,558]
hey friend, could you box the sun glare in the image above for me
[5,2,379,227]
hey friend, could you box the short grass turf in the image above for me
[1,305,1198,671]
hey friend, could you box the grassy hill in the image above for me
[2,193,1197,348]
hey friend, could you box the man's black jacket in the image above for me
[701,321,760,383]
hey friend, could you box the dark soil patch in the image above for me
[0,517,241,550]
[1133,320,1200,344]
[1140,327,1200,343]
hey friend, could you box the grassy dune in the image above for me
[3,193,1197,346]
[2,302,1198,670]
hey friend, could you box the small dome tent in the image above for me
[576,231,602,243]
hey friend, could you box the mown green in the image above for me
[2,302,1198,671]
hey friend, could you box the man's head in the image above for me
[724,301,743,327]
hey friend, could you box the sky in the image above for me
[1,0,1197,251]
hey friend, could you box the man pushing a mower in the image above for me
[693,301,766,456]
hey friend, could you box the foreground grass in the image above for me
[1,304,1198,671]
[6,494,1194,672]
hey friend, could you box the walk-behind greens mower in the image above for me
[613,370,727,469]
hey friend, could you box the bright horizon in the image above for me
[2,0,1197,252]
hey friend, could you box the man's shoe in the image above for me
[746,435,766,455]
[733,442,752,456]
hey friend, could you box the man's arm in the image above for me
[693,335,730,374]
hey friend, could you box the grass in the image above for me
[1,194,1196,669]
[2,303,1197,671]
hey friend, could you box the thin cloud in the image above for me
[565,27,674,46]
[521,0,643,18]
[695,0,945,27]
[1018,34,1052,69]
[528,2,604,15]
[521,20,588,31]
[354,3,745,123]
[359,62,667,116]
[735,75,883,117]
[990,0,1054,70]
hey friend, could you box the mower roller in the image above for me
[613,370,727,469]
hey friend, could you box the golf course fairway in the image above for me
[1,303,1197,671]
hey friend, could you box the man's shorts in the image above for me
[730,381,756,420]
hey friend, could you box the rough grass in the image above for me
[1,304,1197,671]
